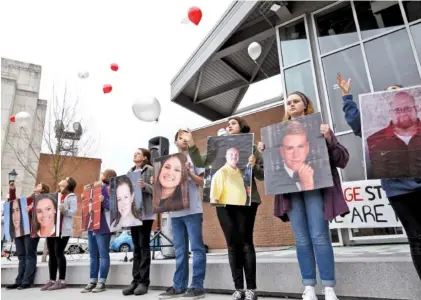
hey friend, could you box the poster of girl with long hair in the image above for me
[31,194,60,238]
[109,172,143,232]
[3,198,31,241]
[152,153,189,213]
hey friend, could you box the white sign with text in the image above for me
[329,180,402,229]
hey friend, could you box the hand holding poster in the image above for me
[3,198,31,241]
[109,173,143,232]
[82,182,102,231]
[31,193,60,238]
[153,153,190,213]
[360,85,421,179]
[261,112,333,195]
[330,180,401,229]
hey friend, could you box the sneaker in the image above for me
[134,283,148,296]
[92,283,106,293]
[244,290,258,300]
[6,284,20,290]
[81,283,97,293]
[159,287,186,299]
[232,290,245,300]
[181,288,206,299]
[17,284,31,290]
[48,281,66,290]
[40,281,55,291]
[302,286,318,300]
[323,287,339,300]
[122,283,137,296]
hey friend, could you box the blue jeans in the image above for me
[88,231,111,283]
[172,213,206,290]
[15,235,39,285]
[287,190,336,287]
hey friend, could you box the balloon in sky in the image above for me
[78,71,89,79]
[188,7,202,25]
[9,115,16,123]
[103,84,113,94]
[248,42,262,61]
[110,63,119,72]
[15,111,31,127]
[181,17,189,24]
[132,96,161,122]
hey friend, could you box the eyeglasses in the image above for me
[390,106,416,114]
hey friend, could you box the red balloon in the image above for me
[188,7,202,25]
[110,63,119,72]
[9,115,16,123]
[103,84,113,94]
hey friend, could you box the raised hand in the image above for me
[337,73,351,96]
[320,122,332,144]
[181,129,195,147]
[137,179,145,188]
[248,155,256,168]
[298,164,315,191]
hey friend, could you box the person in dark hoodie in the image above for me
[337,73,421,281]
[6,182,50,290]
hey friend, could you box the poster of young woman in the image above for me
[31,193,60,238]
[3,198,31,241]
[81,181,103,231]
[152,153,189,213]
[109,172,143,232]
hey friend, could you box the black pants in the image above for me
[15,235,40,285]
[389,189,421,281]
[216,203,259,290]
[131,220,154,285]
[46,236,70,281]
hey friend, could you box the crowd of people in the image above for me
[2,78,420,300]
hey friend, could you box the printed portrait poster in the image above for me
[261,112,333,195]
[109,172,143,232]
[3,198,31,241]
[203,133,254,206]
[360,85,421,180]
[82,182,102,231]
[153,153,189,213]
[31,193,60,238]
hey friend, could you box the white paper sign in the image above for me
[329,180,402,229]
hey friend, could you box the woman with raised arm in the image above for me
[181,117,264,300]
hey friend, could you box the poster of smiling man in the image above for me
[3,198,31,241]
[203,133,254,206]
[152,153,189,213]
[360,85,421,180]
[31,194,60,238]
[261,112,333,195]
[82,181,103,231]
[109,172,143,232]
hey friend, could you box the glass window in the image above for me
[321,46,371,132]
[354,1,404,40]
[279,19,309,67]
[330,229,340,243]
[284,62,318,111]
[364,29,421,90]
[351,227,403,237]
[402,0,421,23]
[411,23,421,62]
[336,133,365,181]
[314,2,358,54]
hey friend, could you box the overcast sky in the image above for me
[1,0,282,175]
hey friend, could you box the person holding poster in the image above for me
[182,117,264,300]
[6,182,50,290]
[122,148,155,296]
[265,91,349,300]
[80,169,116,294]
[41,177,77,291]
[157,129,206,299]
[338,74,421,281]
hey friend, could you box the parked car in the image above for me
[3,237,89,255]
[110,230,161,252]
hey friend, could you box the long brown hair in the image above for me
[283,91,315,121]
[130,148,152,172]
[227,116,251,133]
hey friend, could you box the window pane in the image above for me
[365,29,421,90]
[351,227,403,237]
[411,23,421,62]
[315,2,358,54]
[402,0,421,23]
[355,1,404,39]
[336,133,365,181]
[322,46,370,132]
[279,19,309,67]
[284,62,318,111]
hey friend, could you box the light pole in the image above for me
[54,120,83,155]
[8,169,18,184]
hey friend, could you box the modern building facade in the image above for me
[1,58,47,198]
[171,1,421,247]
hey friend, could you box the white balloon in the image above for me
[78,71,89,79]
[132,96,161,122]
[15,111,31,127]
[181,17,189,24]
[248,42,262,61]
